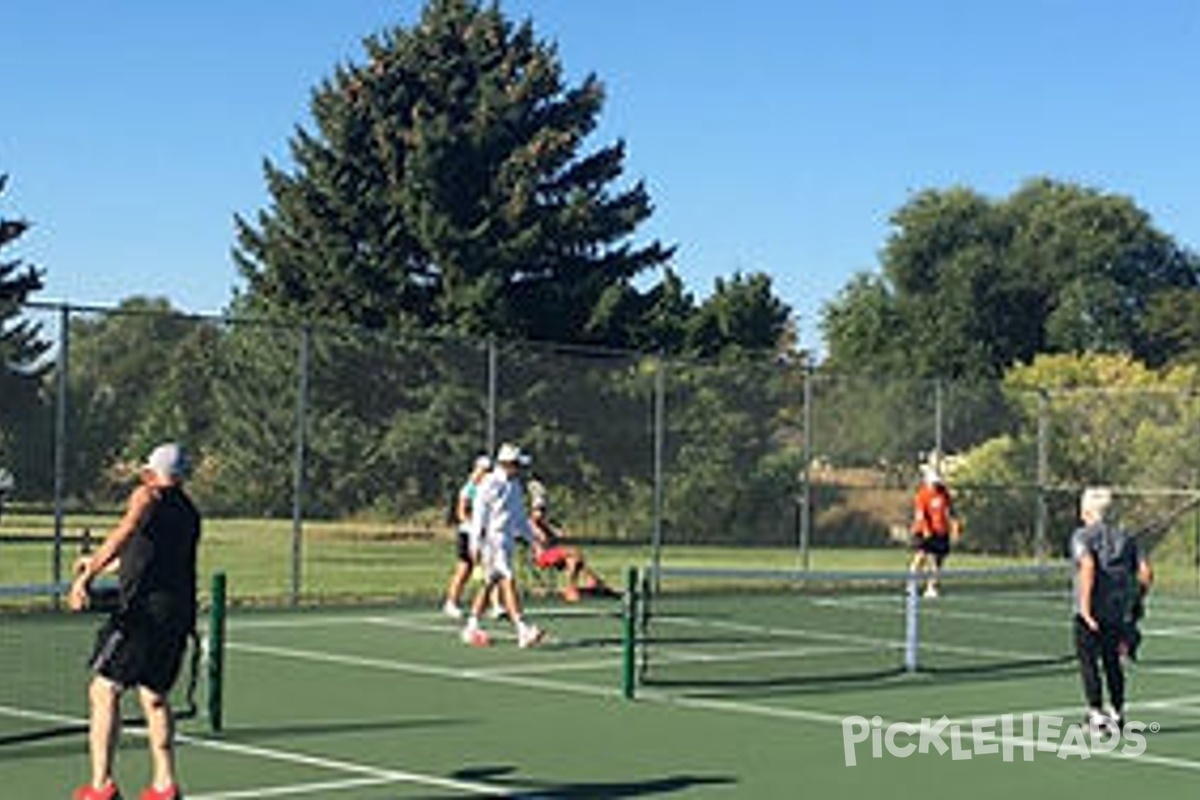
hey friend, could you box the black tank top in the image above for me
[118,485,201,622]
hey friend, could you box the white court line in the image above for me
[230,641,620,701]
[654,613,1060,666]
[8,637,1151,788]
[1146,625,1200,638]
[188,776,395,799]
[0,703,512,797]
[230,638,1200,775]
[175,733,510,797]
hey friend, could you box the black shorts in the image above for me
[915,535,951,559]
[90,608,192,695]
[456,530,472,562]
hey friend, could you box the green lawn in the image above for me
[4,511,1199,605]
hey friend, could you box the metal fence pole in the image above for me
[51,303,70,600]
[650,354,665,593]
[290,325,311,606]
[799,361,814,570]
[486,337,497,457]
[934,378,944,460]
[1035,389,1049,561]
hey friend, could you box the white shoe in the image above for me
[517,624,545,649]
[442,600,463,619]
[1086,709,1116,734]
[923,586,939,599]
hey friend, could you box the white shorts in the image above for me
[479,539,515,582]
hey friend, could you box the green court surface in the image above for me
[4,589,1200,799]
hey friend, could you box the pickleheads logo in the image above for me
[841,714,1150,766]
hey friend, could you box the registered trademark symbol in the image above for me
[1149,722,1161,733]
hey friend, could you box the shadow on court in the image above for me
[642,654,1080,700]
[450,764,738,798]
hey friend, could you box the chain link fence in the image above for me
[3,302,1198,602]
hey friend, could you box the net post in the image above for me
[622,566,638,700]
[904,574,920,673]
[208,571,227,733]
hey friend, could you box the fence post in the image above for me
[799,361,814,570]
[486,336,497,457]
[1035,389,1049,561]
[651,354,665,593]
[290,325,311,606]
[52,303,70,602]
[934,378,944,460]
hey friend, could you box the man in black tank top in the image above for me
[69,443,200,800]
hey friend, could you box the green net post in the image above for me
[208,572,227,733]
[622,566,638,700]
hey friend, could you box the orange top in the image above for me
[912,484,954,537]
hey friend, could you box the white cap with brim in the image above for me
[144,443,188,480]
[495,442,531,466]
[473,455,492,471]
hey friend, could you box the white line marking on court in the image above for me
[175,734,510,797]
[940,693,1200,727]
[188,776,396,799]
[226,641,1200,777]
[468,657,622,676]
[229,640,622,700]
[0,704,513,797]
[1146,625,1200,638]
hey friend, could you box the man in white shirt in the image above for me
[461,443,545,648]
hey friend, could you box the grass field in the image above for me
[4,509,1200,602]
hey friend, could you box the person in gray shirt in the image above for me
[1070,486,1153,732]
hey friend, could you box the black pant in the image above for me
[1074,614,1124,712]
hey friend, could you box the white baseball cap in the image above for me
[473,455,492,471]
[1081,486,1113,517]
[495,442,531,466]
[143,443,189,480]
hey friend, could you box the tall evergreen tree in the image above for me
[235,0,672,345]
[0,174,50,492]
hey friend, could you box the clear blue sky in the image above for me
[4,0,1198,352]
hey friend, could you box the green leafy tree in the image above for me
[1144,288,1200,366]
[823,179,1200,379]
[234,0,672,344]
[0,174,50,496]
[954,353,1200,555]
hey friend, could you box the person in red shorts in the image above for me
[910,463,960,598]
[528,486,615,603]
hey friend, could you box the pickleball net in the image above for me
[627,563,1075,695]
[0,574,226,745]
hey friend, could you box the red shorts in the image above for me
[535,546,570,569]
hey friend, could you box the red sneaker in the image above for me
[139,785,181,800]
[72,782,120,800]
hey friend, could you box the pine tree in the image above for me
[235,0,672,345]
[0,173,50,491]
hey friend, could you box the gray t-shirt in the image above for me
[1070,521,1139,622]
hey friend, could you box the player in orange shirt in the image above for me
[910,464,960,598]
